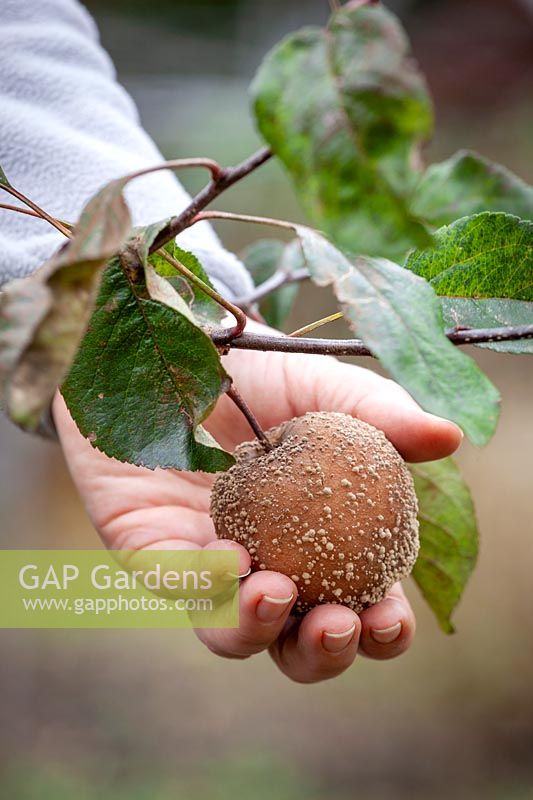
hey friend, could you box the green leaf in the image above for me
[62,226,234,472]
[251,1,434,260]
[129,222,199,325]
[144,258,197,324]
[149,243,225,327]
[240,239,302,328]
[411,150,533,227]
[441,297,533,354]
[295,226,500,445]
[410,458,479,634]
[405,212,533,301]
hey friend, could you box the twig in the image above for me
[0,202,42,219]
[246,306,267,324]
[214,331,372,356]
[156,248,247,341]
[236,269,309,307]
[193,209,295,231]
[0,157,227,240]
[124,157,224,184]
[211,324,533,356]
[226,385,273,451]
[289,311,344,337]
[0,185,71,238]
[447,324,533,345]
[148,147,273,254]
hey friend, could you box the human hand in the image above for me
[53,322,462,683]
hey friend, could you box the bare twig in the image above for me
[148,147,273,254]
[213,331,373,356]
[0,156,230,241]
[447,324,533,345]
[0,202,42,219]
[236,268,309,308]
[0,185,71,238]
[226,385,273,451]
[193,209,295,231]
[123,157,224,184]
[156,248,247,341]
[211,324,533,356]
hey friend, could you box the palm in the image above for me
[54,328,461,682]
[55,322,461,544]
[54,346,308,551]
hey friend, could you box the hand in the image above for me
[53,323,462,683]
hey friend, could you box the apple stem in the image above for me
[226,385,273,452]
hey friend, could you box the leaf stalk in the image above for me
[156,248,247,341]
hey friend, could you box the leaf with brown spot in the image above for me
[252,1,434,259]
[61,226,234,472]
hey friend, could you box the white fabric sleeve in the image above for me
[0,0,254,300]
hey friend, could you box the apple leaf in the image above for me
[148,242,225,327]
[61,225,234,472]
[405,212,533,301]
[251,1,433,260]
[240,239,303,328]
[410,458,479,634]
[441,297,533,355]
[295,226,500,446]
[0,278,50,387]
[411,150,533,227]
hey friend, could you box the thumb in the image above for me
[287,354,463,462]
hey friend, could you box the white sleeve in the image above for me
[0,0,254,299]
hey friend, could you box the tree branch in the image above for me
[211,324,533,356]
[448,324,533,345]
[148,147,273,254]
[0,185,72,238]
[0,202,42,219]
[236,268,310,307]
[193,209,296,230]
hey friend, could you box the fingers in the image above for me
[358,583,416,660]
[211,337,463,462]
[195,570,297,659]
[269,604,361,683]
[196,572,414,677]
[203,538,251,578]
[52,392,216,549]
[308,359,464,462]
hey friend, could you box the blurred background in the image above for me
[1,0,533,797]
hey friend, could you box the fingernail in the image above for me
[256,594,294,623]
[322,623,357,654]
[426,413,464,440]
[370,622,402,644]
[222,567,252,582]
